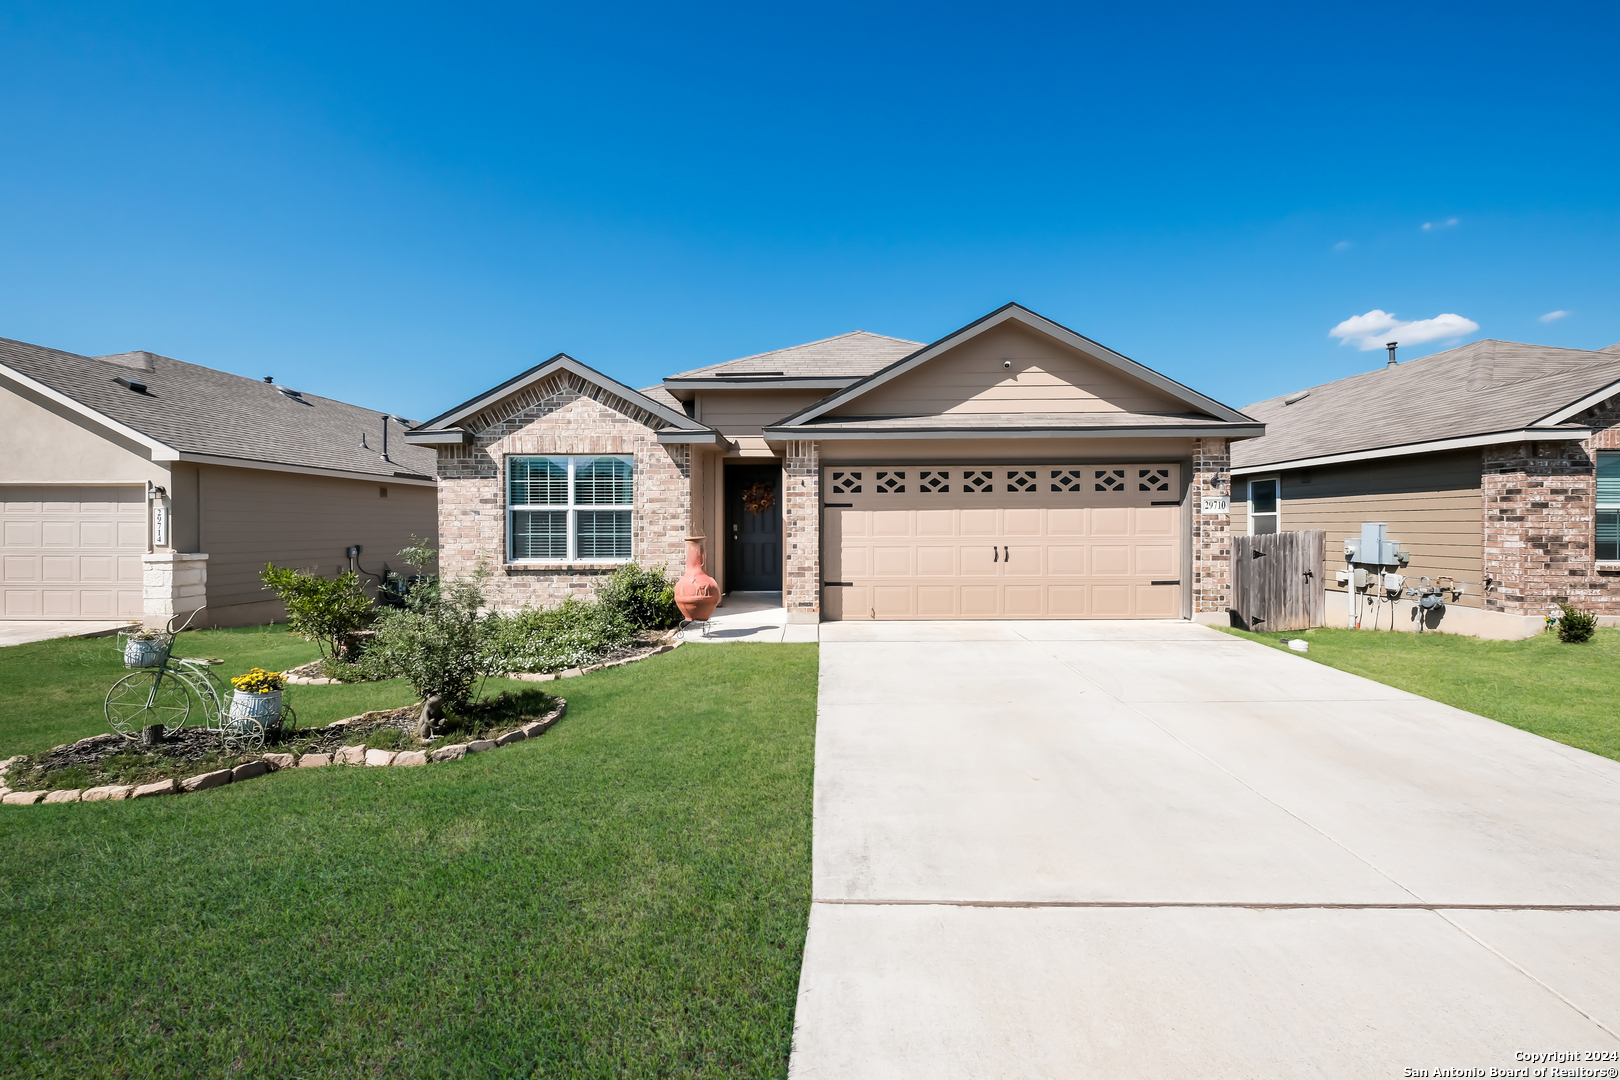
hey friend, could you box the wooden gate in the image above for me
[1232,529,1326,632]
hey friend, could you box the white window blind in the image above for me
[1597,452,1620,562]
[508,456,634,562]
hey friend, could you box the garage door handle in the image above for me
[993,546,998,562]
[1003,545,1009,562]
[1150,580,1181,586]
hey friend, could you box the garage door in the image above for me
[823,464,1182,620]
[0,486,147,619]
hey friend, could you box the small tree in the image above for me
[1558,602,1598,643]
[260,564,373,659]
[361,541,490,736]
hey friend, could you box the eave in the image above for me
[763,422,1265,442]
[1230,426,1593,476]
[660,376,860,402]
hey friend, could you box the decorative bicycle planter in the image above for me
[104,613,294,752]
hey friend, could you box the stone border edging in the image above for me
[0,700,566,807]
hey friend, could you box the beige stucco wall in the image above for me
[1233,449,1485,609]
[196,464,438,625]
[825,323,1186,418]
[0,375,167,487]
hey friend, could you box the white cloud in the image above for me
[1421,217,1460,231]
[1329,309,1481,351]
[1539,309,1571,323]
[1333,240,1352,251]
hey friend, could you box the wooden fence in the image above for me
[1231,529,1326,632]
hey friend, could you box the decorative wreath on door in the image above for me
[742,482,776,515]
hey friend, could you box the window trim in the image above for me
[1596,451,1620,565]
[1248,476,1280,535]
[506,454,635,564]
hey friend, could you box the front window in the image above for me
[1249,478,1279,535]
[1598,452,1620,562]
[508,455,633,562]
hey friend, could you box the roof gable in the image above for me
[773,304,1251,428]
[414,353,707,434]
[822,320,1189,419]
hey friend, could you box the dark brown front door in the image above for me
[726,464,782,591]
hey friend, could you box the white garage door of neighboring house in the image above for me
[0,486,146,619]
[823,464,1182,620]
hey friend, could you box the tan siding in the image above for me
[695,389,828,455]
[1235,450,1484,607]
[826,323,1186,417]
[197,465,438,623]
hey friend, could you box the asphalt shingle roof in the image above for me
[0,337,436,479]
[1231,338,1620,470]
[668,331,921,378]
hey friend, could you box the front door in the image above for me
[726,464,782,591]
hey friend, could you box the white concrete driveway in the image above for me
[789,621,1620,1078]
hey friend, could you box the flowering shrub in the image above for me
[483,598,635,675]
[230,667,285,694]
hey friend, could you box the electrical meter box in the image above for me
[1348,522,1402,565]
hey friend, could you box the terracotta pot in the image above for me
[673,536,720,621]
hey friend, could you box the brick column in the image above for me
[782,440,820,623]
[142,552,208,627]
[1482,440,1596,616]
[1190,437,1232,622]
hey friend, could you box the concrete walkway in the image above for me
[789,621,1620,1078]
[678,592,819,644]
[0,620,133,647]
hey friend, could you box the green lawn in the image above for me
[1222,625,1620,763]
[0,641,817,1078]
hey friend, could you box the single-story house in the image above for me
[1231,338,1620,638]
[405,303,1261,623]
[0,337,438,626]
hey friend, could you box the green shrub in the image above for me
[484,597,636,674]
[1558,602,1598,643]
[597,561,681,630]
[259,564,373,659]
[360,547,489,713]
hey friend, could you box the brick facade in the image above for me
[1190,437,1232,614]
[1481,397,1620,616]
[782,440,820,619]
[433,373,691,611]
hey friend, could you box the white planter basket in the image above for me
[228,689,283,731]
[123,637,168,669]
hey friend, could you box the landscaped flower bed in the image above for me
[0,688,562,800]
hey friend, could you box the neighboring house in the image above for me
[1232,338,1620,638]
[0,337,438,626]
[406,303,1260,623]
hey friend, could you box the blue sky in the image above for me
[2,1,1617,420]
